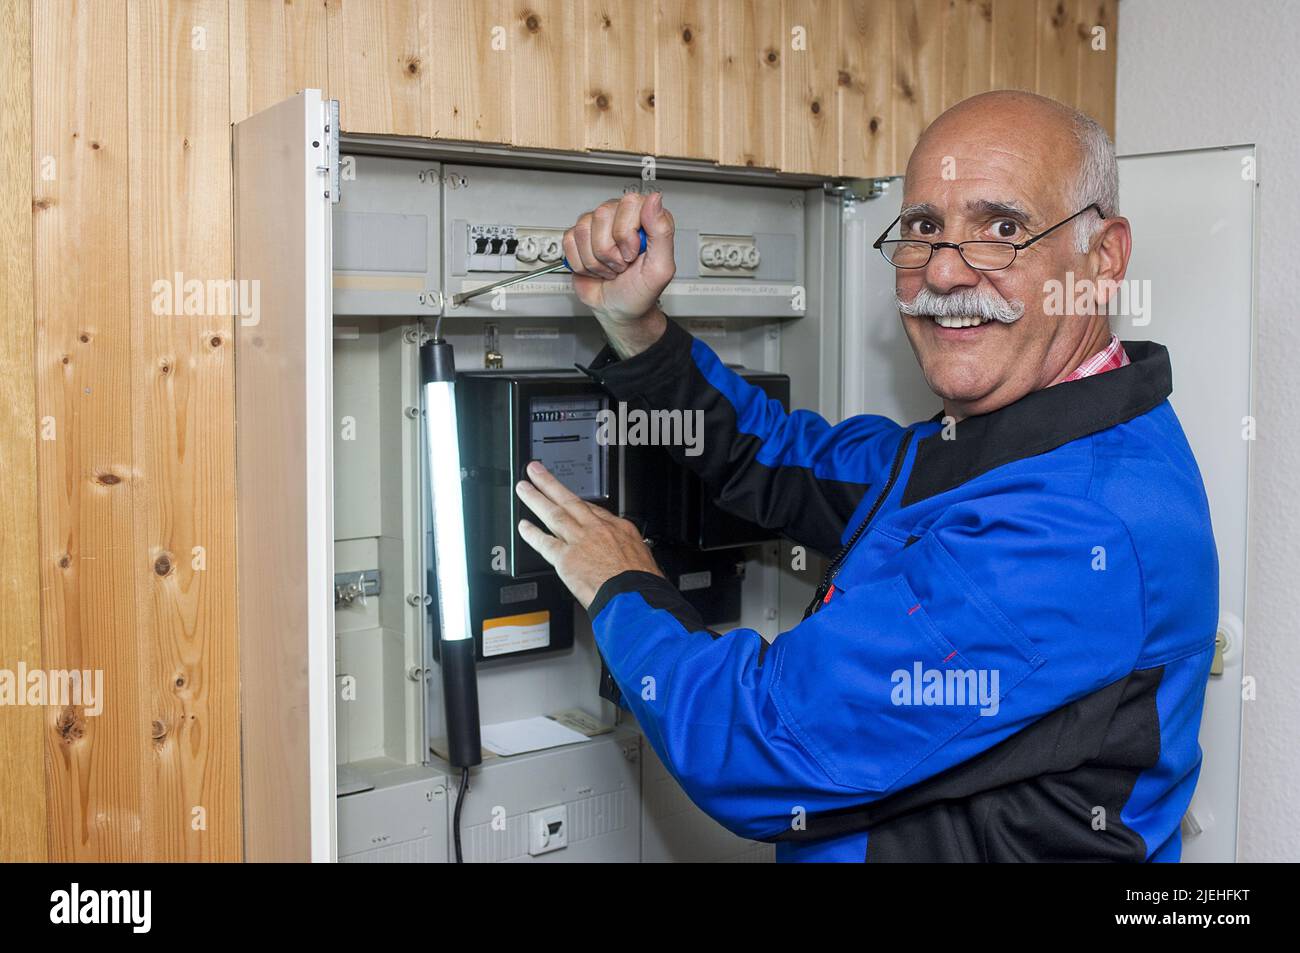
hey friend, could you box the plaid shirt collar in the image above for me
[1059,333,1129,384]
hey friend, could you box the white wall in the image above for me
[1116,0,1300,862]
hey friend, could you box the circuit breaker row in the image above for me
[332,156,807,320]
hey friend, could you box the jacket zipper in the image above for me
[803,429,914,619]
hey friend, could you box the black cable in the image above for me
[453,766,469,863]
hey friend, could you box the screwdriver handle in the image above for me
[561,228,648,272]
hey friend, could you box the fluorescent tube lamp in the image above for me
[421,338,482,770]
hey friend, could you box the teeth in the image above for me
[931,314,991,328]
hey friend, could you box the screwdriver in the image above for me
[450,228,648,307]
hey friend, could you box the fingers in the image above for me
[523,460,584,508]
[612,193,645,262]
[565,211,617,279]
[590,201,629,274]
[517,519,564,565]
[515,479,582,541]
[565,193,672,281]
[639,191,676,282]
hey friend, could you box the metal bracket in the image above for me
[825,177,890,204]
[335,569,380,608]
[321,99,341,205]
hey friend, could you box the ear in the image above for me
[1090,216,1132,311]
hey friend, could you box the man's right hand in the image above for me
[562,191,675,358]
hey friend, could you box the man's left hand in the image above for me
[515,460,664,609]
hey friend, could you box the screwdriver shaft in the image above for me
[450,259,568,307]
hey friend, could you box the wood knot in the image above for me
[810,100,821,115]
[645,92,655,108]
[601,13,611,28]
[159,359,171,374]
[525,12,540,32]
[174,673,187,690]
[765,48,778,65]
[182,137,190,150]
[78,332,90,343]
[681,27,692,43]
[151,719,168,745]
[154,553,173,576]
[209,335,222,348]
[57,708,86,744]
[406,56,420,75]
[1052,1,1067,28]
[61,354,70,365]
[33,197,53,211]
[90,140,101,150]
[869,116,880,134]
[57,553,72,569]
[595,92,610,110]
[95,471,121,486]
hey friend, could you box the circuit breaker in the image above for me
[441,163,807,319]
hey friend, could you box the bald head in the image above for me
[911,91,1118,252]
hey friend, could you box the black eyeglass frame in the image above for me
[872,203,1105,271]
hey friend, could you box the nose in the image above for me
[923,244,981,295]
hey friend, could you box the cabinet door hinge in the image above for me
[321,99,341,204]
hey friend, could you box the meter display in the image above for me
[529,396,606,501]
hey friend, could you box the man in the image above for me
[513,91,1218,862]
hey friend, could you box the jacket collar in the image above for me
[901,341,1173,507]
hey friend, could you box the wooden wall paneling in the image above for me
[32,0,142,863]
[585,0,655,154]
[327,0,428,136]
[127,0,240,861]
[717,0,783,169]
[508,0,581,149]
[427,0,511,143]
[229,0,329,123]
[782,0,838,175]
[655,0,719,160]
[838,0,892,177]
[892,0,945,175]
[1,0,47,864]
[1074,0,1115,134]
[1036,0,1078,106]
[991,0,1038,93]
[943,0,994,107]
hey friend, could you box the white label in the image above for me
[482,610,551,657]
[678,570,712,592]
[514,327,560,340]
[663,281,796,298]
[689,319,727,337]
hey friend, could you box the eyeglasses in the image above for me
[873,204,1104,271]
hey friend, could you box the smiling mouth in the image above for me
[926,314,994,329]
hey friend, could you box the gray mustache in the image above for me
[896,287,1025,324]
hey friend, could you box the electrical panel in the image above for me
[330,151,820,864]
[441,163,807,319]
[332,155,441,315]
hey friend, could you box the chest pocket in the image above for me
[772,532,1045,794]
